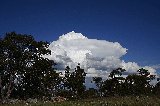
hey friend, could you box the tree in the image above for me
[153,81,160,96]
[93,77,102,88]
[92,77,102,96]
[125,74,147,95]
[109,68,126,79]
[0,32,59,101]
[100,68,126,96]
[125,68,155,95]
[137,68,150,77]
[74,64,86,96]
[63,64,86,98]
[63,66,70,90]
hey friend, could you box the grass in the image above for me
[1,96,160,106]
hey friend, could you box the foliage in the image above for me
[99,68,126,96]
[124,68,155,95]
[0,32,60,101]
[62,64,86,98]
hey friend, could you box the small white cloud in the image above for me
[45,31,157,79]
[143,66,157,75]
[121,61,140,74]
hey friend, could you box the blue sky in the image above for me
[0,0,160,67]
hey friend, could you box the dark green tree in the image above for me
[125,68,155,95]
[100,68,126,96]
[93,77,102,88]
[153,81,160,96]
[109,68,126,79]
[0,32,60,101]
[92,77,102,96]
[137,68,150,77]
[63,66,70,90]
[63,64,86,98]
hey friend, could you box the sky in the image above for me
[0,0,160,68]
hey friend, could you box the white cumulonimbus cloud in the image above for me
[44,31,157,78]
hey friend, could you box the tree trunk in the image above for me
[5,75,14,101]
[0,75,4,102]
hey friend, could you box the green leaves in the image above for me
[63,65,86,98]
[137,68,150,77]
[109,68,126,79]
[0,32,59,100]
[93,67,156,97]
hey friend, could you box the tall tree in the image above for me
[93,77,102,96]
[63,64,86,98]
[74,64,86,97]
[0,32,59,101]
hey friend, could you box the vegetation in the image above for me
[0,32,60,102]
[1,96,160,106]
[0,32,160,105]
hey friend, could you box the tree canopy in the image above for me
[0,32,59,101]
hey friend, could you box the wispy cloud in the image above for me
[150,64,160,70]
